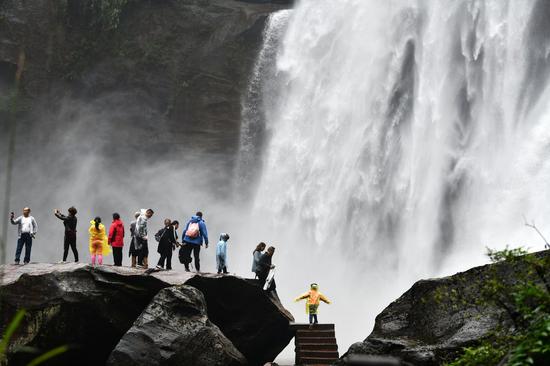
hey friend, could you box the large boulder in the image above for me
[338,251,550,366]
[0,263,168,366]
[106,285,247,366]
[186,275,295,366]
[0,263,294,366]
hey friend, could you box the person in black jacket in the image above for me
[155,219,178,270]
[54,207,78,262]
[256,246,276,291]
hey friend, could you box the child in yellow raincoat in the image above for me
[89,217,111,266]
[294,283,331,324]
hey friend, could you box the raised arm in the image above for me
[54,212,67,221]
[320,294,331,304]
[10,216,20,225]
[294,292,310,302]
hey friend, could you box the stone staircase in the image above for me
[292,323,339,365]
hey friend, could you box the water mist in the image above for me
[238,0,550,359]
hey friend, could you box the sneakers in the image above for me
[14,260,20,265]
[155,265,163,270]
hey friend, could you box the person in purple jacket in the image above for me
[181,211,209,272]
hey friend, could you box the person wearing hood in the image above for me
[108,213,125,266]
[216,233,230,274]
[294,283,332,324]
[181,211,209,272]
[128,211,140,267]
[135,208,154,269]
[88,217,111,266]
[54,206,78,262]
[10,207,38,265]
[155,219,178,270]
[251,242,266,277]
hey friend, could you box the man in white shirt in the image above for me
[10,207,38,264]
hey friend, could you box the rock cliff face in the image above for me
[0,0,289,199]
[0,263,294,366]
[338,251,550,366]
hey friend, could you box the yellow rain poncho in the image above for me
[88,220,111,255]
[294,289,331,315]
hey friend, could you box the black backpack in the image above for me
[154,228,167,242]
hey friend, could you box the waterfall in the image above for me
[239,0,550,357]
[244,0,550,273]
[236,10,291,193]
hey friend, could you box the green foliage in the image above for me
[508,315,550,366]
[447,341,507,366]
[0,309,26,360]
[0,309,68,366]
[486,246,529,263]
[25,345,70,366]
[446,246,550,366]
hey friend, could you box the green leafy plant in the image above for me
[0,309,68,366]
[447,341,507,366]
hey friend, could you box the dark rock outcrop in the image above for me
[106,285,247,366]
[186,275,295,366]
[0,263,294,366]
[338,251,550,366]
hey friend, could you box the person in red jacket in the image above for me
[108,213,125,266]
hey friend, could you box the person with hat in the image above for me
[294,283,332,324]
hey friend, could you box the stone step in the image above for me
[291,323,335,331]
[297,349,339,359]
[296,329,335,338]
[297,343,338,351]
[299,356,340,365]
[295,337,337,344]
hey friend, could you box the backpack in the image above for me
[155,228,167,242]
[185,222,200,238]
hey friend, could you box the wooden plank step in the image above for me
[290,323,335,331]
[298,350,339,358]
[296,337,337,344]
[297,329,335,338]
[297,343,338,351]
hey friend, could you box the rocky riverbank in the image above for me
[0,263,294,366]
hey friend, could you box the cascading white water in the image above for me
[240,0,550,357]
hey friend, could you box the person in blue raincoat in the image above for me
[181,211,209,272]
[216,233,230,274]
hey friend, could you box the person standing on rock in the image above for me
[10,207,38,265]
[181,211,209,272]
[216,233,230,274]
[256,246,276,291]
[136,208,154,269]
[294,283,332,324]
[251,242,266,278]
[108,213,125,266]
[128,211,140,267]
[155,219,178,270]
[54,207,78,263]
[172,220,179,241]
[88,217,110,266]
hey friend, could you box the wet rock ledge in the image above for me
[0,263,294,366]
